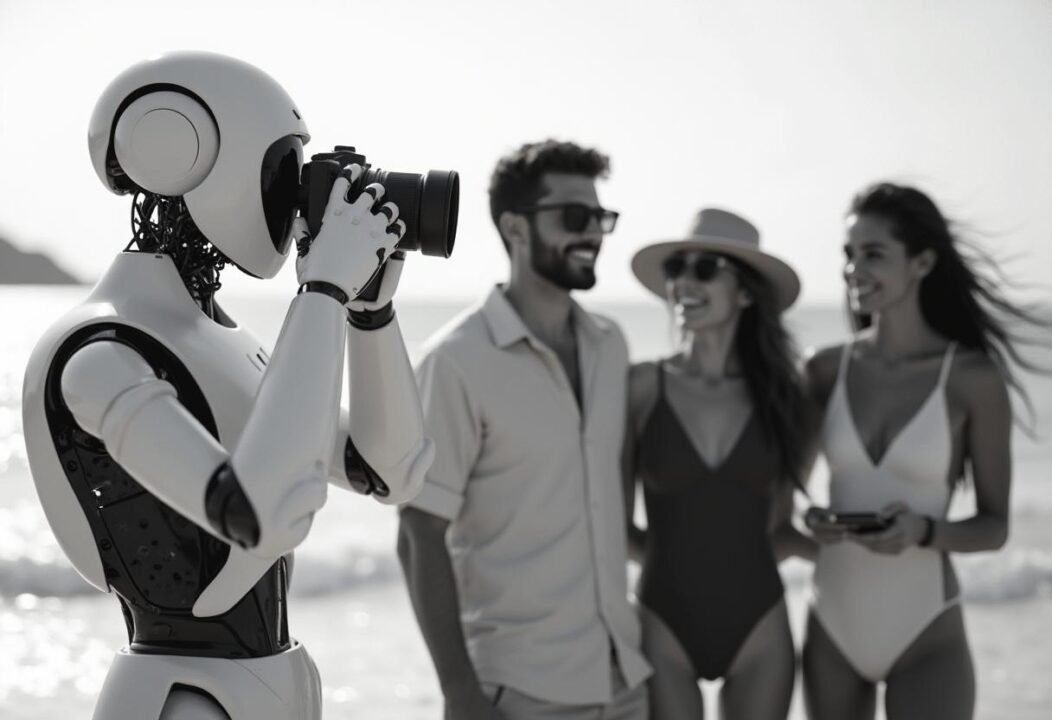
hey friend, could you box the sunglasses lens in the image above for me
[561,204,591,232]
[693,257,722,281]
[662,255,686,278]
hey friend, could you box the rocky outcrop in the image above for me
[0,236,80,284]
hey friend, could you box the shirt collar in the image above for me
[481,285,609,349]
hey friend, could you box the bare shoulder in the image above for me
[628,360,661,424]
[803,343,846,405]
[949,347,1010,409]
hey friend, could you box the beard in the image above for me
[528,231,598,291]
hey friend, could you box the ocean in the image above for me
[1,285,1050,719]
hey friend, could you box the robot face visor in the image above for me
[261,134,304,256]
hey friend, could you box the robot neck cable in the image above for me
[127,191,228,317]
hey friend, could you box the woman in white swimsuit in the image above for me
[801,183,1042,720]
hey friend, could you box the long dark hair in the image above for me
[692,260,809,488]
[849,182,1046,416]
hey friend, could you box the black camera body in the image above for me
[298,146,459,258]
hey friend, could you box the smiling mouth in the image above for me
[566,244,600,263]
[676,297,709,310]
[848,283,878,300]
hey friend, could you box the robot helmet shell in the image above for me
[88,51,311,279]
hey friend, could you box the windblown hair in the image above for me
[848,182,1046,416]
[127,191,228,317]
[726,261,811,488]
[488,139,609,252]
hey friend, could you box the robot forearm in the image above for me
[340,315,434,505]
[226,290,346,556]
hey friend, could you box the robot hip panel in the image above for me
[92,640,322,720]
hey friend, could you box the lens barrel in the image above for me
[298,147,458,258]
[361,168,458,257]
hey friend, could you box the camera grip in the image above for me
[304,159,344,240]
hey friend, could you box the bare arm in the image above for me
[623,363,657,563]
[397,507,502,719]
[769,482,816,562]
[793,346,844,551]
[621,409,646,563]
[929,357,1012,552]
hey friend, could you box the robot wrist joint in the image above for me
[204,463,261,548]
[347,302,395,331]
[298,282,349,306]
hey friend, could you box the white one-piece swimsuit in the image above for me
[813,342,959,681]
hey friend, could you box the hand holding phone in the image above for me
[805,508,893,536]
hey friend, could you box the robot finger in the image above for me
[352,182,387,210]
[338,163,365,186]
[388,219,407,241]
[377,201,400,224]
[290,217,311,257]
[381,250,406,285]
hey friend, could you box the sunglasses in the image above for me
[516,203,620,233]
[662,253,734,282]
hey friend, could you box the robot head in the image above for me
[88,51,310,279]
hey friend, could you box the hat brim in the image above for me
[631,237,801,311]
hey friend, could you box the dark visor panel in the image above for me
[261,135,303,255]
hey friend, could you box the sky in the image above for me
[0,0,1049,305]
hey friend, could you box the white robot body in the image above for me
[24,49,435,719]
[88,51,311,279]
[91,643,321,720]
[23,252,278,597]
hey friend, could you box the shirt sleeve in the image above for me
[405,347,481,520]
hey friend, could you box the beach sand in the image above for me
[4,581,1052,719]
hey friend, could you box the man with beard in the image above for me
[398,140,651,720]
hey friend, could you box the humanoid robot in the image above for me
[21,51,434,719]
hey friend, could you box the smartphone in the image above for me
[806,509,892,534]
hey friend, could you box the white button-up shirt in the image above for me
[408,287,651,705]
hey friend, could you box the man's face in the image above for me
[523,172,605,291]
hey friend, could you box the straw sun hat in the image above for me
[630,208,801,311]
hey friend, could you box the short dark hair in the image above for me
[488,139,610,250]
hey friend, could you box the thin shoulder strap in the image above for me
[834,341,853,389]
[656,359,667,399]
[937,342,957,388]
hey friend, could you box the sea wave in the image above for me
[0,545,403,599]
[4,545,1052,604]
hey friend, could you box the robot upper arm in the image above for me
[62,340,179,454]
[61,340,236,541]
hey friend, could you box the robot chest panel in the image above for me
[164,320,270,447]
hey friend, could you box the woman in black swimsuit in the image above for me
[624,208,814,719]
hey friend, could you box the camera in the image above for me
[298,145,459,258]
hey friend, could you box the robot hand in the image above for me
[296,164,406,303]
[346,251,405,330]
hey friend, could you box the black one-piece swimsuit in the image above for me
[636,363,784,681]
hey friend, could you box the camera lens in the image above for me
[362,169,459,258]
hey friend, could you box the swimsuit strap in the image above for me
[937,342,957,388]
[834,341,854,391]
[657,359,668,399]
